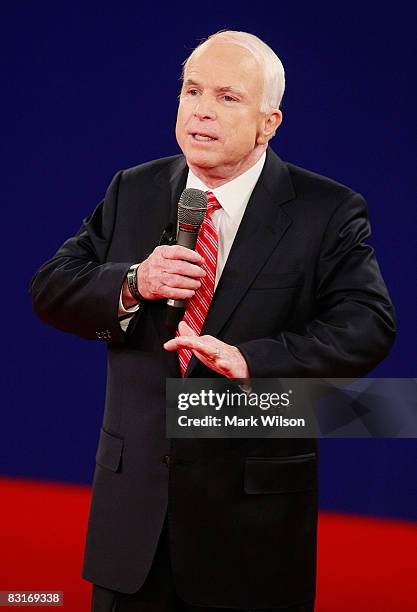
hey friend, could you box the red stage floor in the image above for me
[1,478,416,610]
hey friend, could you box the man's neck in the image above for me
[187,145,267,189]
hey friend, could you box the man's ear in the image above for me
[257,109,283,145]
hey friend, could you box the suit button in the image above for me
[162,455,170,467]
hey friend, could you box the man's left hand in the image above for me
[164,321,249,378]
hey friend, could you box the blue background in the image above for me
[2,1,416,519]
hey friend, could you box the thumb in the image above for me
[178,321,197,336]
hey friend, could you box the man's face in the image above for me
[175,42,269,181]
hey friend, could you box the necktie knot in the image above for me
[206,191,221,216]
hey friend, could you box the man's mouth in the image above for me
[190,132,217,142]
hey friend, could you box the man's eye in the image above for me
[223,95,237,102]
[187,89,199,96]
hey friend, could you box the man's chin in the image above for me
[184,151,220,170]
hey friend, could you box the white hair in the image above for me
[181,30,286,112]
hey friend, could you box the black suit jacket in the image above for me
[30,147,395,609]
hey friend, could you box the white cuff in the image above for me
[118,292,141,316]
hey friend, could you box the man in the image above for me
[30,31,396,612]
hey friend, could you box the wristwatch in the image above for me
[126,264,146,303]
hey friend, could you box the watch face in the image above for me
[127,268,140,301]
[127,265,146,303]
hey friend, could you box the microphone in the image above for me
[166,188,207,331]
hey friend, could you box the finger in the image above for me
[161,273,201,290]
[164,260,206,278]
[161,287,196,300]
[192,350,225,372]
[178,321,197,336]
[163,339,179,351]
[162,245,204,264]
[166,336,219,359]
[163,336,200,351]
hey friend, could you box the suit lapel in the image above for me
[153,154,188,232]
[185,148,296,377]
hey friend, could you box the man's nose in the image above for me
[193,94,216,120]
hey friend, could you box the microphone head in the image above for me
[178,188,207,229]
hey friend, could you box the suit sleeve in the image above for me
[30,171,134,343]
[238,193,396,377]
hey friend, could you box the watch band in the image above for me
[126,264,145,303]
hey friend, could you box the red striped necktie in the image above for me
[178,191,221,377]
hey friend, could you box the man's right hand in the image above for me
[136,245,206,301]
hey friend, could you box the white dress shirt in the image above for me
[119,151,266,329]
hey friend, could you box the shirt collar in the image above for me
[185,151,266,220]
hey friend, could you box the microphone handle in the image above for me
[176,228,199,250]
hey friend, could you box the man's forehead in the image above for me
[183,43,261,93]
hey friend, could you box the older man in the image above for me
[30,31,395,612]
